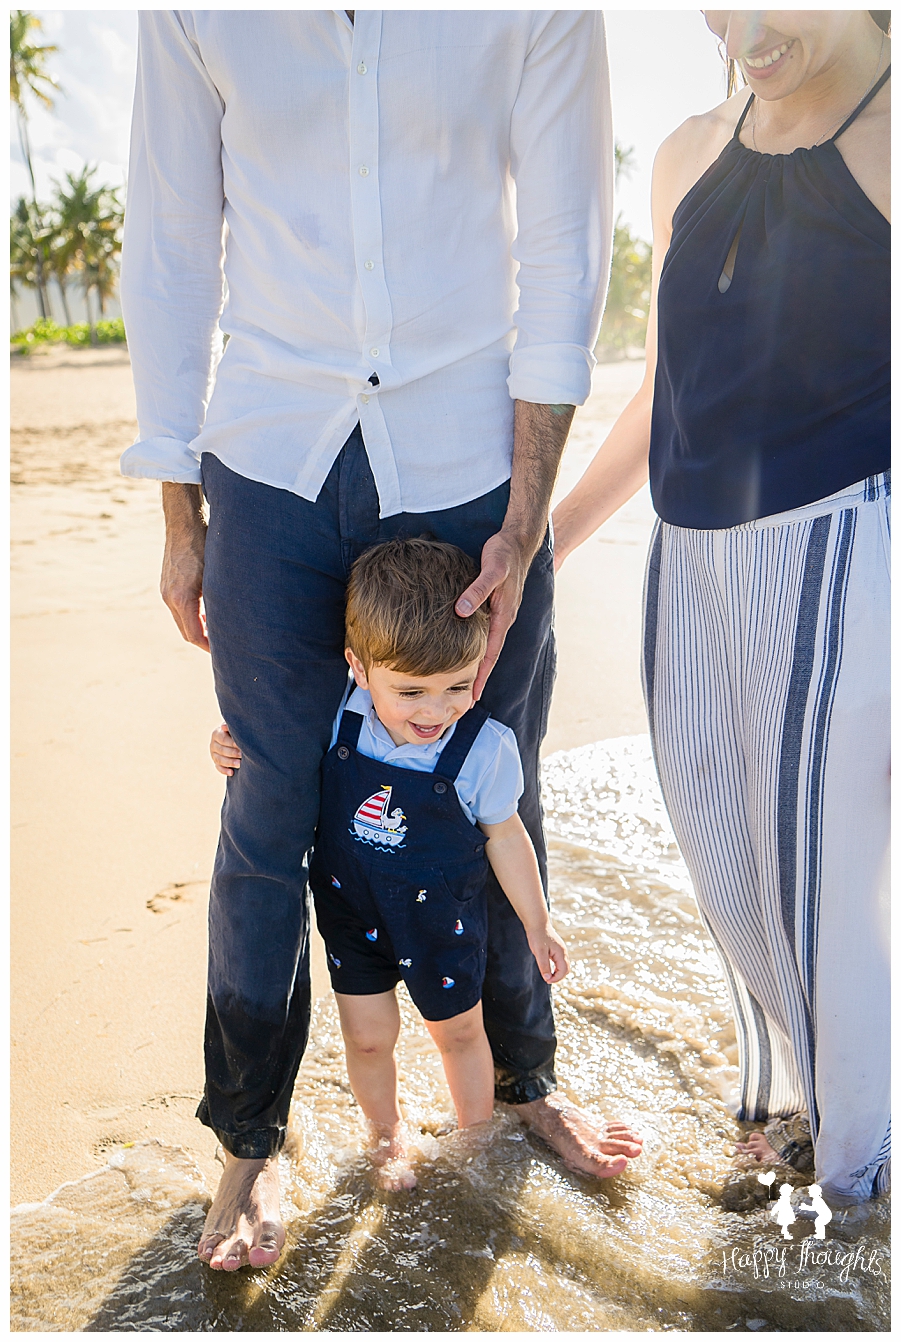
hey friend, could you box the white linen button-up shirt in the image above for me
[120,10,613,518]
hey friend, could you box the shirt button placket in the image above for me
[350,13,388,389]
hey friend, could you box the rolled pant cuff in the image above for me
[494,1069,557,1107]
[196,1098,286,1160]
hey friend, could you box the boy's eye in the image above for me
[398,690,422,699]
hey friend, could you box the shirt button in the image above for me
[359,165,369,176]
[361,394,370,404]
[364,260,374,270]
[357,61,367,74]
[370,347,379,357]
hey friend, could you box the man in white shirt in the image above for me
[120,9,642,1271]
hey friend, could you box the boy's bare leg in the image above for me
[424,1002,495,1129]
[198,1154,285,1271]
[515,1096,643,1177]
[335,989,417,1190]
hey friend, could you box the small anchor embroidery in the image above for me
[365,928,378,942]
[398,958,412,968]
[416,890,427,902]
[442,977,455,988]
[329,952,342,968]
[454,919,464,935]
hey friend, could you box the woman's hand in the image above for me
[526,921,571,984]
[211,723,242,776]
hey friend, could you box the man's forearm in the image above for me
[163,482,206,540]
[503,401,575,557]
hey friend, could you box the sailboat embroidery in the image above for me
[351,785,408,850]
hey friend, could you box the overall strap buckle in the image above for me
[335,709,365,755]
[433,703,491,782]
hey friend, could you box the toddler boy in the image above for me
[210,537,569,1188]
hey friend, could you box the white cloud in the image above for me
[10,9,136,205]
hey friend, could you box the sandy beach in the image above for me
[11,349,651,1207]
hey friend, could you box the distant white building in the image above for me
[10,281,122,335]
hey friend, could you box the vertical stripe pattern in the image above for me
[642,473,890,1202]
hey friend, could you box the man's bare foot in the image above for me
[735,1130,780,1163]
[516,1093,643,1178]
[197,1153,285,1271]
[367,1121,417,1191]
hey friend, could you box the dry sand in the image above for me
[10,348,652,1206]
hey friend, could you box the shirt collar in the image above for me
[347,684,456,759]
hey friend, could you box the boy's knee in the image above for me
[341,1021,398,1057]
[428,1009,483,1053]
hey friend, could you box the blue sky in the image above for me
[12,9,728,243]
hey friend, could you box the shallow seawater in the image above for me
[11,737,889,1331]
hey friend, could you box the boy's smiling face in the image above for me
[346,650,481,748]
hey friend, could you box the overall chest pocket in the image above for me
[437,855,490,906]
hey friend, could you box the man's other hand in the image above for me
[161,482,210,652]
[455,529,532,699]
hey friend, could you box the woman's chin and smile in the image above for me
[740,37,797,80]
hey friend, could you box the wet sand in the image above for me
[10,349,650,1207]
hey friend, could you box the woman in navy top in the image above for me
[554,11,889,1207]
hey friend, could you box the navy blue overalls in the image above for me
[309,702,493,1022]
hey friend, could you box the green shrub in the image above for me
[11,315,126,352]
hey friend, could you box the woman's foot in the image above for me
[735,1130,780,1162]
[366,1120,417,1191]
[197,1152,286,1271]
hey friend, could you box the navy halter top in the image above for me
[650,67,890,529]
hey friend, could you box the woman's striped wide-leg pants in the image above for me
[642,473,890,1204]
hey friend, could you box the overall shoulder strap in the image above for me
[336,709,365,750]
[434,703,491,781]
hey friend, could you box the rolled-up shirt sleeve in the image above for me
[119,10,226,482]
[507,10,613,408]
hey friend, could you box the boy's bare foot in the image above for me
[197,1153,285,1271]
[735,1130,780,1162]
[366,1121,417,1191]
[516,1093,643,1178]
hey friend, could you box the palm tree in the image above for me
[10,195,55,325]
[46,218,75,326]
[10,10,59,318]
[53,166,124,342]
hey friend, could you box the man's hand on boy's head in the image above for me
[211,723,243,776]
[455,529,532,699]
[455,400,575,699]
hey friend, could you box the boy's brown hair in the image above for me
[346,537,490,675]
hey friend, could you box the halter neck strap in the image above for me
[830,64,891,142]
[732,92,755,140]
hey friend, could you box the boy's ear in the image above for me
[345,648,369,687]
